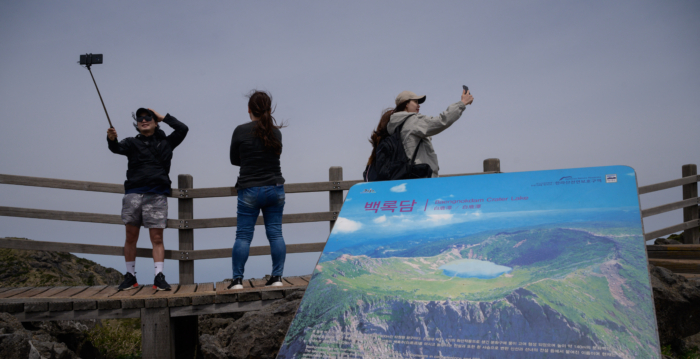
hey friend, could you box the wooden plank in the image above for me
[166,211,336,229]
[0,206,123,225]
[644,220,700,241]
[195,283,214,293]
[28,286,69,298]
[283,276,309,287]
[111,286,146,298]
[71,286,108,298]
[642,197,699,218]
[176,284,197,295]
[153,285,179,296]
[169,300,274,317]
[638,175,700,194]
[133,285,158,297]
[647,245,700,260]
[91,286,119,298]
[173,242,326,261]
[141,307,174,359]
[649,259,700,274]
[646,245,700,251]
[0,174,127,194]
[49,301,73,312]
[14,308,141,322]
[48,286,88,298]
[7,287,51,298]
[249,278,267,288]
[25,302,49,313]
[0,237,162,259]
[0,288,14,295]
[300,274,312,282]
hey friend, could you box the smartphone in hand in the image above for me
[463,85,469,94]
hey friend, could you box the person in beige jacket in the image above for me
[385,89,474,177]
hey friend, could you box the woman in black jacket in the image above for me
[228,91,286,289]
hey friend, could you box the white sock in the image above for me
[126,261,136,276]
[154,262,164,276]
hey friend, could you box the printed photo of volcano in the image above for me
[278,166,660,359]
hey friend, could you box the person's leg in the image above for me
[124,224,140,262]
[121,193,143,266]
[142,194,170,290]
[261,185,286,278]
[232,187,261,279]
[120,194,143,290]
[149,228,165,263]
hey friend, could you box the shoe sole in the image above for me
[118,284,139,291]
[153,285,171,291]
[266,282,283,287]
[228,285,243,290]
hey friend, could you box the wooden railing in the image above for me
[638,164,699,243]
[1,160,697,283]
[0,159,502,284]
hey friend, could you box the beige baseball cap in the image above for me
[395,91,426,105]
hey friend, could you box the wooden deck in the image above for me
[0,275,310,322]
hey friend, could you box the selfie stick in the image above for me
[80,54,113,128]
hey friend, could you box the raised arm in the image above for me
[159,112,189,149]
[107,127,131,155]
[406,89,474,138]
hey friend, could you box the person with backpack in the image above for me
[364,88,474,181]
[107,108,189,291]
[227,90,287,290]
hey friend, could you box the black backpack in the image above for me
[364,115,433,182]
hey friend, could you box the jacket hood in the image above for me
[387,111,415,134]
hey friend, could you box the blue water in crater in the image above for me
[439,259,513,279]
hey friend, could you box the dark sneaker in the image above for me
[265,276,283,287]
[153,272,171,291]
[227,278,243,290]
[118,272,139,291]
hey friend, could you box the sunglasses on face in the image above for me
[137,116,154,123]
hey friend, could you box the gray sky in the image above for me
[1,1,698,283]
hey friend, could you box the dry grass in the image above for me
[86,318,142,359]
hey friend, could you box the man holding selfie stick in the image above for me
[107,108,188,291]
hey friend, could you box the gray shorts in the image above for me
[121,193,168,228]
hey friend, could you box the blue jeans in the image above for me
[232,185,286,278]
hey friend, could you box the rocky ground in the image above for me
[0,238,122,287]
[197,290,306,359]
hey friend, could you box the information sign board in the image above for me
[278,166,660,359]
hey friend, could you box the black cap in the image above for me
[136,108,152,117]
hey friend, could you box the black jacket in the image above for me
[108,114,188,194]
[230,121,285,189]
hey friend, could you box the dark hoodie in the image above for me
[107,114,188,194]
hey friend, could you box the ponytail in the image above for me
[247,90,285,155]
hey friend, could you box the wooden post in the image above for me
[141,307,174,359]
[682,164,699,244]
[178,175,194,284]
[483,158,500,173]
[329,167,343,231]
